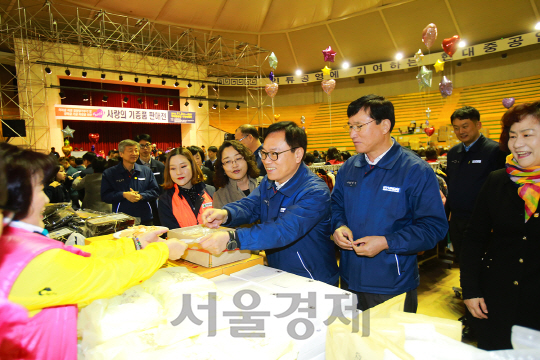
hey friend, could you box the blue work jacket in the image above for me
[331,142,448,294]
[101,162,160,222]
[224,163,339,285]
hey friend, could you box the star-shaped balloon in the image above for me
[268,52,278,69]
[434,59,445,73]
[416,66,432,90]
[321,66,331,75]
[62,125,75,138]
[414,49,424,63]
[426,107,432,118]
[322,46,336,62]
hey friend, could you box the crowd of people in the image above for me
[1,94,539,357]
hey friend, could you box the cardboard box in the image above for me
[165,254,264,278]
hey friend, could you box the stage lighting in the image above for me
[162,80,166,86]
[137,98,143,104]
[45,67,51,74]
[82,71,87,78]
[187,82,192,88]
[102,95,108,102]
[224,103,229,110]
[83,93,89,101]
[174,81,179,87]
[212,103,217,109]
[147,78,151,84]
[184,101,189,107]
[236,103,240,110]
[101,73,106,79]
[198,102,203,108]
[123,96,128,104]
[134,77,139,83]
[119,75,123,81]
[169,100,173,106]
[65,69,71,76]
[59,92,66,99]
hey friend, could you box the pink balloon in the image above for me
[321,79,336,95]
[422,23,438,49]
[265,83,279,98]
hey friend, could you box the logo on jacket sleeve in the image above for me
[382,186,400,193]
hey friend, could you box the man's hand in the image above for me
[123,191,141,203]
[333,225,354,250]
[464,298,488,319]
[137,228,168,247]
[198,231,229,255]
[351,236,388,257]
[202,209,228,229]
[165,239,188,260]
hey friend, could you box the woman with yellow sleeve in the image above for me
[0,142,188,360]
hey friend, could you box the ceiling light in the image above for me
[168,100,173,106]
[236,103,240,110]
[212,103,217,109]
[295,69,302,76]
[119,75,123,81]
[458,40,466,48]
[162,80,166,86]
[536,21,540,30]
[45,67,51,74]
[187,82,192,88]
[123,96,128,104]
[102,95,108,102]
[59,92,66,99]
[342,61,350,69]
[101,73,106,79]
[147,78,151,84]
[174,81,179,87]
[65,69,71,76]
[212,85,218,91]
[198,102,203,108]
[224,103,229,110]
[184,101,189,107]
[154,99,159,105]
[82,93,89,101]
[137,98,143,104]
[82,71,87,78]
[134,77,139,83]
[200,84,206,90]
[395,52,403,61]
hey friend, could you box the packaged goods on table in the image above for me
[85,213,136,237]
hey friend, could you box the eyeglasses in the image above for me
[260,147,299,161]
[343,119,376,132]
[236,135,248,142]
[222,156,245,167]
[139,144,152,148]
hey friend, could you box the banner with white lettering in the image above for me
[55,105,195,124]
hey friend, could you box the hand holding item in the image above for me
[333,225,354,250]
[464,297,488,319]
[165,239,188,260]
[352,236,388,257]
[123,191,140,203]
[137,227,169,247]
[202,208,228,229]
[198,231,229,255]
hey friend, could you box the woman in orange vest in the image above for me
[158,147,216,229]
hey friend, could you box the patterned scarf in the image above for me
[505,154,540,222]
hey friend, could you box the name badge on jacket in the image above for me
[280,207,286,213]
[346,181,357,187]
[382,186,400,193]
[471,160,481,164]
[137,177,146,180]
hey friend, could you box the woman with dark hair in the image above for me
[44,163,70,203]
[461,100,540,350]
[325,147,343,165]
[158,147,216,229]
[213,140,261,209]
[0,142,188,359]
[72,157,112,212]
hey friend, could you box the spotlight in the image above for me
[137,98,143,104]
[59,92,66,99]
[83,93,89,101]
[212,85,218,91]
[82,71,87,78]
[212,103,217,109]
[123,96,128,104]
[154,99,159,105]
[187,82,192,88]
[184,100,189,107]
[102,95,108,103]
[174,81,179,87]
[101,73,106,79]
[197,102,203,108]
[162,80,166,86]
[65,69,71,76]
[395,52,403,60]
[342,61,350,69]
[536,21,540,30]
[134,77,139,83]
[45,67,51,74]
[169,100,173,106]
[119,75,123,81]
[224,103,229,110]
[295,69,302,76]
[236,103,240,110]
[458,40,466,48]
[200,84,206,90]
[147,78,151,84]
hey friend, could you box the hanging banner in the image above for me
[216,31,540,87]
[55,105,195,124]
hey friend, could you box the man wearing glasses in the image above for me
[235,124,267,176]
[331,94,448,312]
[199,121,339,285]
[136,134,166,225]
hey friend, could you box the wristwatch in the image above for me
[226,231,239,251]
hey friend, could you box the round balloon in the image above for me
[265,83,279,98]
[321,79,336,95]
[422,23,438,49]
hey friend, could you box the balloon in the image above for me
[61,125,75,138]
[88,133,100,144]
[416,66,432,90]
[422,23,438,49]
[273,114,281,120]
[62,138,72,156]
[434,59,445,72]
[321,66,331,75]
[426,107,432,118]
[321,79,336,95]
[502,97,515,109]
[265,83,279,98]
[269,71,274,82]
[322,46,336,62]
[442,35,460,57]
[300,116,305,124]
[414,49,424,63]
[268,52,278,69]
[424,127,435,137]
[439,76,453,98]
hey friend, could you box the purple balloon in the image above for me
[502,97,515,109]
[439,76,453,98]
[269,71,274,82]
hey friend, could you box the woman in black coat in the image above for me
[461,101,540,350]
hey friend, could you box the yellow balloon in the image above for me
[321,66,331,75]
[434,59,445,73]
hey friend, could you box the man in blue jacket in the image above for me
[332,95,448,312]
[199,121,339,285]
[101,139,160,225]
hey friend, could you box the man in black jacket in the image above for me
[136,134,165,225]
[446,106,507,263]
[204,146,218,171]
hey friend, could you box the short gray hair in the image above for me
[118,139,140,153]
